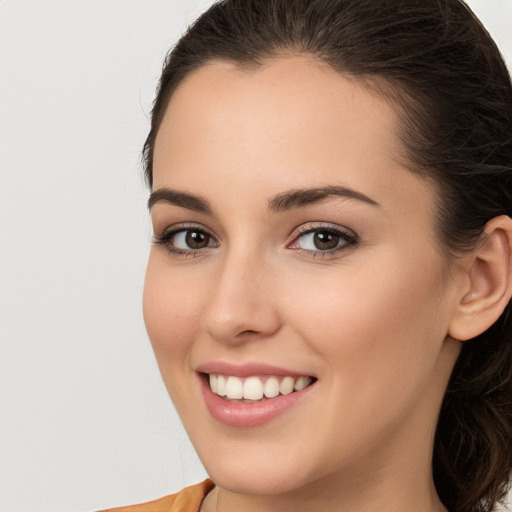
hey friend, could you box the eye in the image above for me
[172,229,215,250]
[153,225,218,256]
[288,224,358,256]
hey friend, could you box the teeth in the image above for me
[243,377,264,400]
[279,376,295,395]
[226,376,243,399]
[217,375,227,396]
[294,376,311,391]
[209,374,218,393]
[264,376,280,398]
[208,374,313,401]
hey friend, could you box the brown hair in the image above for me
[143,1,512,510]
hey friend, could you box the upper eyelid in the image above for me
[159,222,216,237]
[290,222,356,238]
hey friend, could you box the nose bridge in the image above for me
[202,243,280,343]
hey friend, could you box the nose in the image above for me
[201,252,281,344]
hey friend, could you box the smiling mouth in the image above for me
[207,374,316,402]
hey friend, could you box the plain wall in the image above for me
[1,1,511,511]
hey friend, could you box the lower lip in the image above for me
[199,375,315,428]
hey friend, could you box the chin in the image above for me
[205,461,312,496]
[192,431,333,497]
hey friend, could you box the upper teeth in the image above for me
[209,374,313,401]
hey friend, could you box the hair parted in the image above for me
[143,1,512,510]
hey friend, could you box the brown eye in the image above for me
[288,225,358,255]
[185,230,211,249]
[156,227,218,253]
[313,230,340,250]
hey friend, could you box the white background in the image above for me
[1,1,511,511]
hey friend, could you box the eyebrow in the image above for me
[148,188,212,214]
[148,185,379,214]
[268,185,379,212]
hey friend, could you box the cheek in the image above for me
[275,254,452,462]
[143,254,206,366]
[282,251,450,390]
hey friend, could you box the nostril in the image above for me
[203,299,281,343]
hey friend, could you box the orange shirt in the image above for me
[99,479,215,512]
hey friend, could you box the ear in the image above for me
[448,215,512,341]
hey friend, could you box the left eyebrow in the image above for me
[268,185,380,212]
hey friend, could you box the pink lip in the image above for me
[196,362,316,428]
[196,361,311,378]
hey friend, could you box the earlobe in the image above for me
[448,215,512,341]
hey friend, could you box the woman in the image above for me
[103,0,512,511]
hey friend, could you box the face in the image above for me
[144,57,462,497]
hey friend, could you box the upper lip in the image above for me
[196,361,314,378]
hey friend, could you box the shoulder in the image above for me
[98,479,215,512]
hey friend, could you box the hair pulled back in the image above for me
[143,1,512,510]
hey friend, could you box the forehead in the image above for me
[156,58,404,172]
[152,56,435,226]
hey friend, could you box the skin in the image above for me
[143,56,468,512]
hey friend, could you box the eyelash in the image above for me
[153,224,218,258]
[288,223,358,258]
[153,223,358,259]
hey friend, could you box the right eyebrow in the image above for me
[147,188,212,215]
